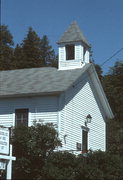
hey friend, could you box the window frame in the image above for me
[65,44,75,60]
[81,126,89,153]
[15,108,29,127]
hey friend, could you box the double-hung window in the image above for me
[15,109,29,127]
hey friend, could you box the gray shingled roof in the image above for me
[0,64,91,98]
[57,21,91,47]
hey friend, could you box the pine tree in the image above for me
[94,64,103,81]
[13,28,57,69]
[12,44,24,69]
[0,25,14,70]
[14,27,43,69]
[40,35,56,66]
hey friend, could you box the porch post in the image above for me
[6,145,12,180]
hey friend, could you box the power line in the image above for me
[72,47,123,88]
[100,48,123,67]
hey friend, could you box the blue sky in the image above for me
[1,0,123,73]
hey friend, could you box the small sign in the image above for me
[0,160,6,170]
[0,127,10,155]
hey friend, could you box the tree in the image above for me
[40,35,56,66]
[0,25,14,70]
[83,151,123,180]
[41,151,123,180]
[103,61,123,121]
[13,28,57,69]
[102,61,123,157]
[42,151,77,180]
[76,151,123,180]
[12,44,24,69]
[94,63,103,81]
[11,123,61,180]
[13,27,43,69]
[0,25,57,70]
[106,118,123,157]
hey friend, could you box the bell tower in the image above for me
[57,21,91,70]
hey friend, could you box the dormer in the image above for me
[57,21,91,70]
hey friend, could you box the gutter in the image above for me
[0,91,64,99]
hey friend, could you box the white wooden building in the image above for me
[0,22,113,153]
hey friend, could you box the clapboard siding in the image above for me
[59,60,82,70]
[0,96,58,127]
[59,46,65,61]
[84,50,90,63]
[59,72,106,152]
[0,71,106,153]
[75,44,83,60]
[58,42,86,70]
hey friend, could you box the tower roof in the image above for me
[57,21,91,47]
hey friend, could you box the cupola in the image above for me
[57,21,91,70]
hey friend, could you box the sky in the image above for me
[1,0,123,73]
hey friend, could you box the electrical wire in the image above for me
[100,48,123,67]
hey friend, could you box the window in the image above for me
[82,130,88,153]
[81,126,89,153]
[15,109,29,127]
[66,44,75,60]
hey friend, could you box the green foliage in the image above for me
[94,63,103,81]
[13,27,44,69]
[40,35,56,66]
[13,27,57,69]
[0,25,57,70]
[42,152,77,180]
[102,61,123,157]
[0,25,14,70]
[103,61,123,121]
[11,123,61,179]
[83,151,123,180]
[0,25,14,46]
[94,61,123,123]
[41,151,123,180]
[107,118,123,156]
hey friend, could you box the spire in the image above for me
[57,21,91,47]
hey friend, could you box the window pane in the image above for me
[15,109,28,127]
[16,113,22,121]
[82,130,88,152]
[23,112,28,120]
